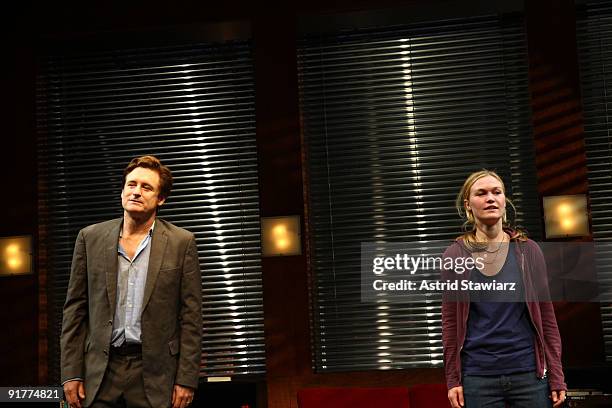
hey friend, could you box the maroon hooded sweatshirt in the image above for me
[441,235,567,392]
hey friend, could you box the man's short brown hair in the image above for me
[123,155,173,199]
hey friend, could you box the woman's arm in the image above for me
[529,241,567,392]
[441,244,462,389]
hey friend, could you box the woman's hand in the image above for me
[448,386,464,408]
[551,390,566,407]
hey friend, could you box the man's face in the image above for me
[121,167,166,216]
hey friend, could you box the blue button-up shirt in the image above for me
[111,223,154,346]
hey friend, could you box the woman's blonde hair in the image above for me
[455,169,527,249]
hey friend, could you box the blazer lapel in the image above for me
[142,221,168,311]
[105,219,122,318]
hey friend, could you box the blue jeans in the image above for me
[462,371,552,408]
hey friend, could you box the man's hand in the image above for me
[63,380,85,408]
[447,386,464,408]
[551,390,567,407]
[172,384,195,408]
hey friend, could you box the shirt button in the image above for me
[108,320,112,326]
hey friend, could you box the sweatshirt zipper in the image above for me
[520,247,547,379]
[458,267,470,384]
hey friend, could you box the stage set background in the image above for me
[1,0,610,407]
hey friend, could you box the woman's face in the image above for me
[465,175,506,225]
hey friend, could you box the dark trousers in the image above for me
[462,371,552,408]
[89,352,151,408]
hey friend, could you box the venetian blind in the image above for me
[36,39,266,380]
[298,14,542,371]
[576,0,612,362]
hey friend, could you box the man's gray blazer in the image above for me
[60,218,203,407]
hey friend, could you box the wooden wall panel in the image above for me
[0,35,38,385]
[526,0,605,366]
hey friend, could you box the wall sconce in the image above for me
[0,235,33,276]
[261,216,302,256]
[543,195,589,238]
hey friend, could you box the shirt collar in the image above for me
[119,220,155,238]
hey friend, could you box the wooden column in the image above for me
[525,0,605,366]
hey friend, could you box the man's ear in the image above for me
[158,196,166,207]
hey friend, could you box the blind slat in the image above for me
[299,14,541,372]
[37,39,266,380]
[577,0,612,363]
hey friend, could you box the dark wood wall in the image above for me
[1,14,38,385]
[525,0,605,369]
[1,0,607,405]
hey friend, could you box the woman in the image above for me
[441,170,566,408]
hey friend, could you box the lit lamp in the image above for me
[543,195,589,238]
[0,235,33,276]
[261,216,302,256]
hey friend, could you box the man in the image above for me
[61,156,202,408]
